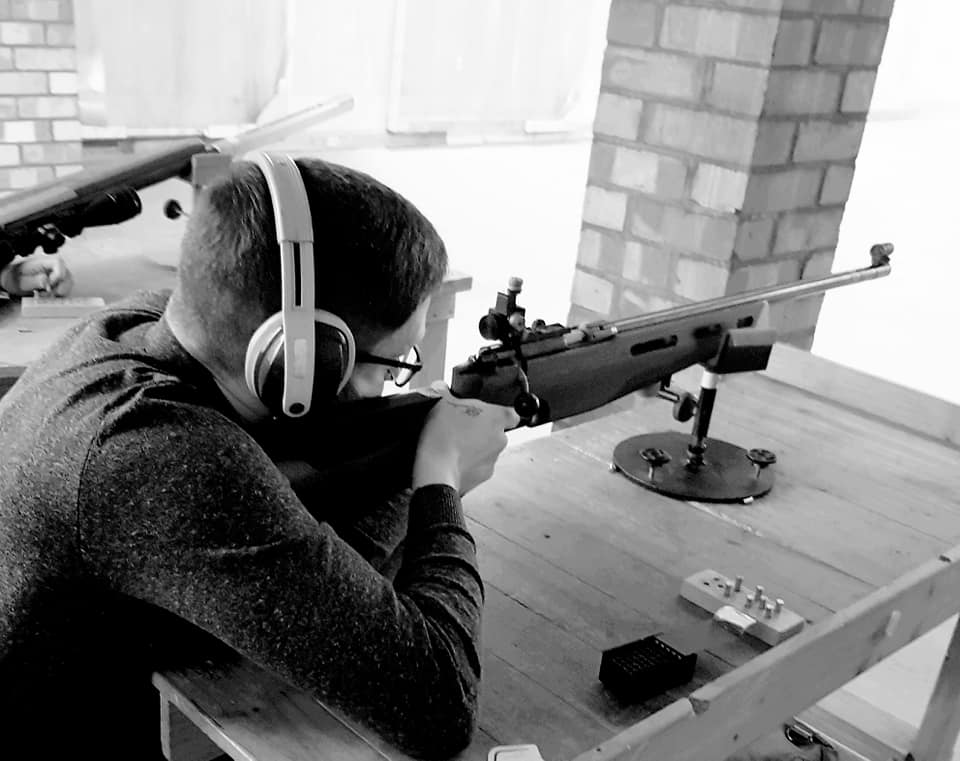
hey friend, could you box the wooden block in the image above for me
[680,569,806,646]
[20,295,106,318]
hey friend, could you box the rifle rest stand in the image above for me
[611,328,779,504]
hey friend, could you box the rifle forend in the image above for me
[0,95,353,268]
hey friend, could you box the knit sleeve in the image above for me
[76,389,483,759]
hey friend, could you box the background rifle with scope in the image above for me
[0,95,354,269]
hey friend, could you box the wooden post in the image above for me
[910,617,960,761]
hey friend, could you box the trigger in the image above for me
[514,392,540,419]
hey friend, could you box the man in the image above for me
[0,158,519,760]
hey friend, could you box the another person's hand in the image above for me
[0,253,74,297]
[413,382,521,496]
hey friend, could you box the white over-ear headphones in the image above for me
[243,153,356,417]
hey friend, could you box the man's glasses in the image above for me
[355,345,423,387]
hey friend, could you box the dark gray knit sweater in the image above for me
[0,290,483,761]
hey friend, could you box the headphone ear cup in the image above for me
[312,319,354,399]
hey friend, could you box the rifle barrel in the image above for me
[612,253,892,333]
[213,94,354,156]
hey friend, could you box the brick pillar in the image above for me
[571,0,895,349]
[0,0,80,198]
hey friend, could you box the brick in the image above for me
[860,0,896,18]
[51,117,79,140]
[0,48,11,69]
[621,288,680,315]
[765,70,842,115]
[820,164,855,205]
[801,249,836,279]
[734,216,776,260]
[0,70,45,92]
[646,105,757,164]
[623,241,672,288]
[808,0,860,13]
[583,185,627,230]
[743,168,822,213]
[629,195,666,242]
[1,118,35,141]
[0,95,14,117]
[578,228,603,270]
[727,258,801,294]
[718,0,782,9]
[780,330,816,351]
[602,47,703,101]
[0,163,52,188]
[782,0,812,9]
[20,139,79,163]
[752,120,795,166]
[571,269,615,314]
[630,200,738,260]
[566,303,607,326]
[772,18,814,66]
[610,147,687,199]
[675,258,730,301]
[794,120,865,162]
[47,70,74,94]
[44,20,71,45]
[607,0,657,47]
[594,91,644,140]
[0,20,43,43]
[773,209,844,254]
[707,62,768,117]
[13,44,73,69]
[0,0,9,18]
[661,6,778,64]
[0,143,19,164]
[780,293,824,334]
[815,21,888,66]
[17,93,74,117]
[54,162,81,177]
[588,141,616,183]
[577,227,626,276]
[10,0,65,20]
[841,70,878,113]
[691,163,749,212]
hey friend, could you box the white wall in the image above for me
[812,0,960,405]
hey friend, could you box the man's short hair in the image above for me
[174,157,447,362]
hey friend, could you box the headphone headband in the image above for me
[252,152,315,417]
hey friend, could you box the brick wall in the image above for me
[0,0,80,198]
[572,0,895,349]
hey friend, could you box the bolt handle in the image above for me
[656,382,699,423]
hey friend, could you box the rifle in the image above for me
[0,95,354,269]
[267,245,892,505]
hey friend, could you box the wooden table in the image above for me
[152,345,960,761]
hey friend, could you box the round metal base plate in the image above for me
[612,432,774,503]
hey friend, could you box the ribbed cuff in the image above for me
[409,484,466,533]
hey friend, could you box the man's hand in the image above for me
[413,382,521,496]
[0,253,74,297]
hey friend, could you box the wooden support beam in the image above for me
[910,617,960,761]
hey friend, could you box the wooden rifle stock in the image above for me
[262,245,892,501]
